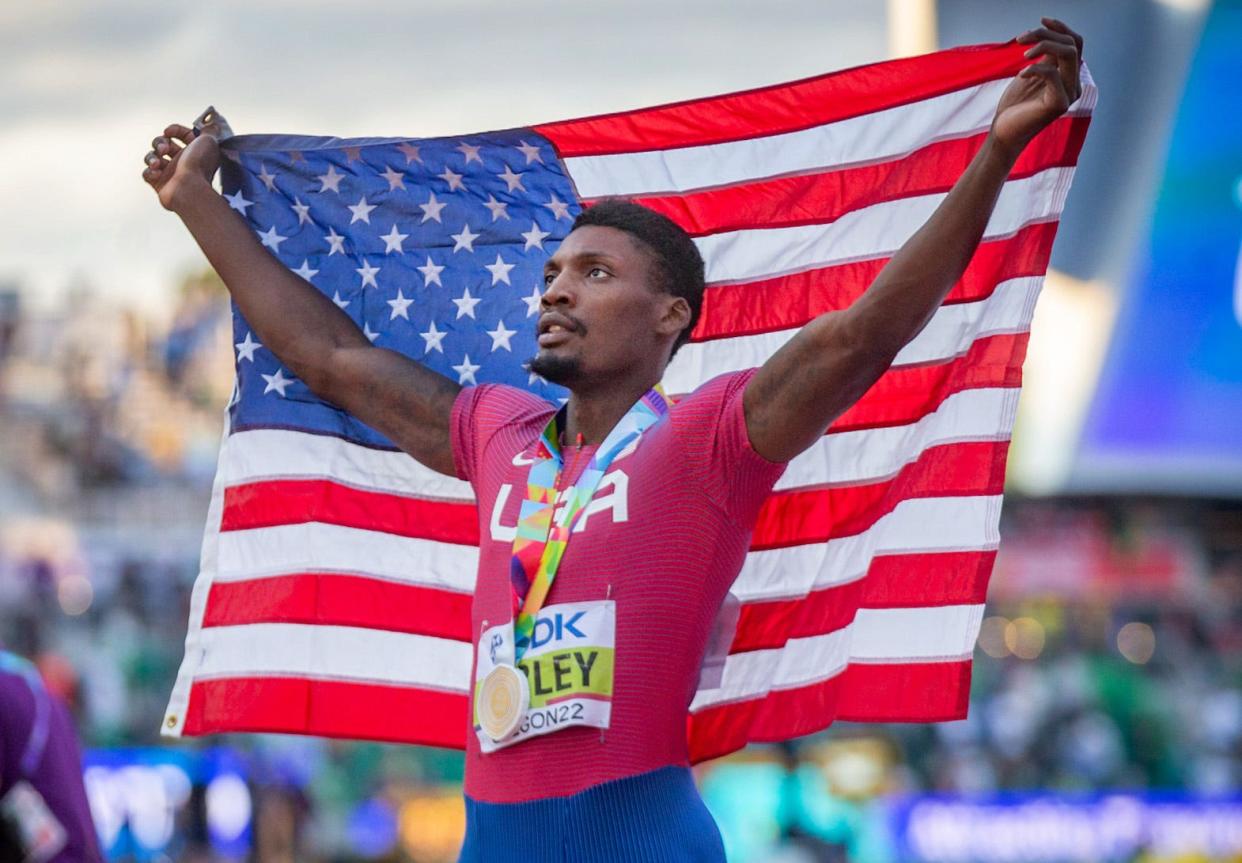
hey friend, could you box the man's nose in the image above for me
[540,273,576,309]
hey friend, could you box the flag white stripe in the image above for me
[563,79,1012,198]
[193,623,473,692]
[219,428,476,502]
[690,603,985,711]
[692,166,1074,285]
[776,387,1020,491]
[215,385,1020,503]
[216,522,480,592]
[667,275,1041,393]
[211,493,997,607]
[732,494,1002,602]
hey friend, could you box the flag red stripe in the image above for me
[221,478,480,543]
[686,660,972,762]
[202,574,474,641]
[752,440,1009,550]
[215,436,1007,553]
[830,332,1028,433]
[183,677,468,748]
[535,43,1026,157]
[693,221,1057,342]
[732,551,996,652]
[628,116,1088,238]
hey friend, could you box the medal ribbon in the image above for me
[509,387,671,659]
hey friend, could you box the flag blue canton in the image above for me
[219,128,579,449]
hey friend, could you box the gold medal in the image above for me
[478,663,529,742]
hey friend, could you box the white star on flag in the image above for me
[293,260,319,281]
[397,142,421,163]
[419,192,447,224]
[487,321,517,352]
[257,165,278,191]
[544,193,571,221]
[331,291,350,309]
[224,189,253,214]
[387,289,414,320]
[483,196,509,221]
[457,142,482,165]
[497,165,525,192]
[235,332,262,362]
[381,224,409,253]
[417,256,445,287]
[363,322,380,342]
[356,260,380,288]
[516,140,543,164]
[522,222,551,251]
[262,368,293,396]
[485,254,516,286]
[348,196,377,224]
[453,287,481,319]
[316,165,344,193]
[257,225,287,252]
[420,320,446,354]
[523,287,543,317]
[452,354,480,385]
[325,228,346,255]
[439,166,465,192]
[292,198,314,225]
[381,166,405,191]
[451,223,480,253]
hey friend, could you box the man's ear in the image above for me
[657,295,692,338]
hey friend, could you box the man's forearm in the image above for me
[847,133,1020,361]
[169,175,369,391]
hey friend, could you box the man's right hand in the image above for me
[139,112,462,476]
[142,122,222,211]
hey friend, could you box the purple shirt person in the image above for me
[0,651,102,862]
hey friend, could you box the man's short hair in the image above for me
[570,200,704,357]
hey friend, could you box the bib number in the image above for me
[473,599,615,752]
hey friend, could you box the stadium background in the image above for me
[1,0,1240,859]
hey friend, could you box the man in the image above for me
[0,651,103,862]
[143,19,1082,862]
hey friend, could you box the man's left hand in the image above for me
[992,17,1084,157]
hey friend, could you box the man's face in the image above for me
[531,225,676,388]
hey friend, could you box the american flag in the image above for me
[164,42,1094,761]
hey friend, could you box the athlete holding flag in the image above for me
[142,19,1083,862]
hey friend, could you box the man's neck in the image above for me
[563,376,660,446]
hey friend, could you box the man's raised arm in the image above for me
[142,119,461,476]
[743,19,1084,463]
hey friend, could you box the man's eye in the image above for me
[588,267,608,278]
[543,272,556,287]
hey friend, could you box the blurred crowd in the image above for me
[2,285,1241,862]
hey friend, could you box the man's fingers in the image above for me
[1042,17,1084,59]
[164,123,197,145]
[1017,26,1076,48]
[1023,39,1076,60]
[1019,62,1060,82]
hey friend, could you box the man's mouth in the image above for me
[537,312,582,347]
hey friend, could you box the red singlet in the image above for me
[451,370,786,804]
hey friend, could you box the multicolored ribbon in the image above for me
[509,387,671,658]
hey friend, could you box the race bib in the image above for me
[474,599,615,752]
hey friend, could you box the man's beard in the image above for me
[528,351,583,386]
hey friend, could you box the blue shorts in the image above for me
[458,766,726,862]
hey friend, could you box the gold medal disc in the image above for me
[479,663,529,741]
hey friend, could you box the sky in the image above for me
[0,0,887,317]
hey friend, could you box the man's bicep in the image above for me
[326,345,462,476]
[744,309,890,463]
